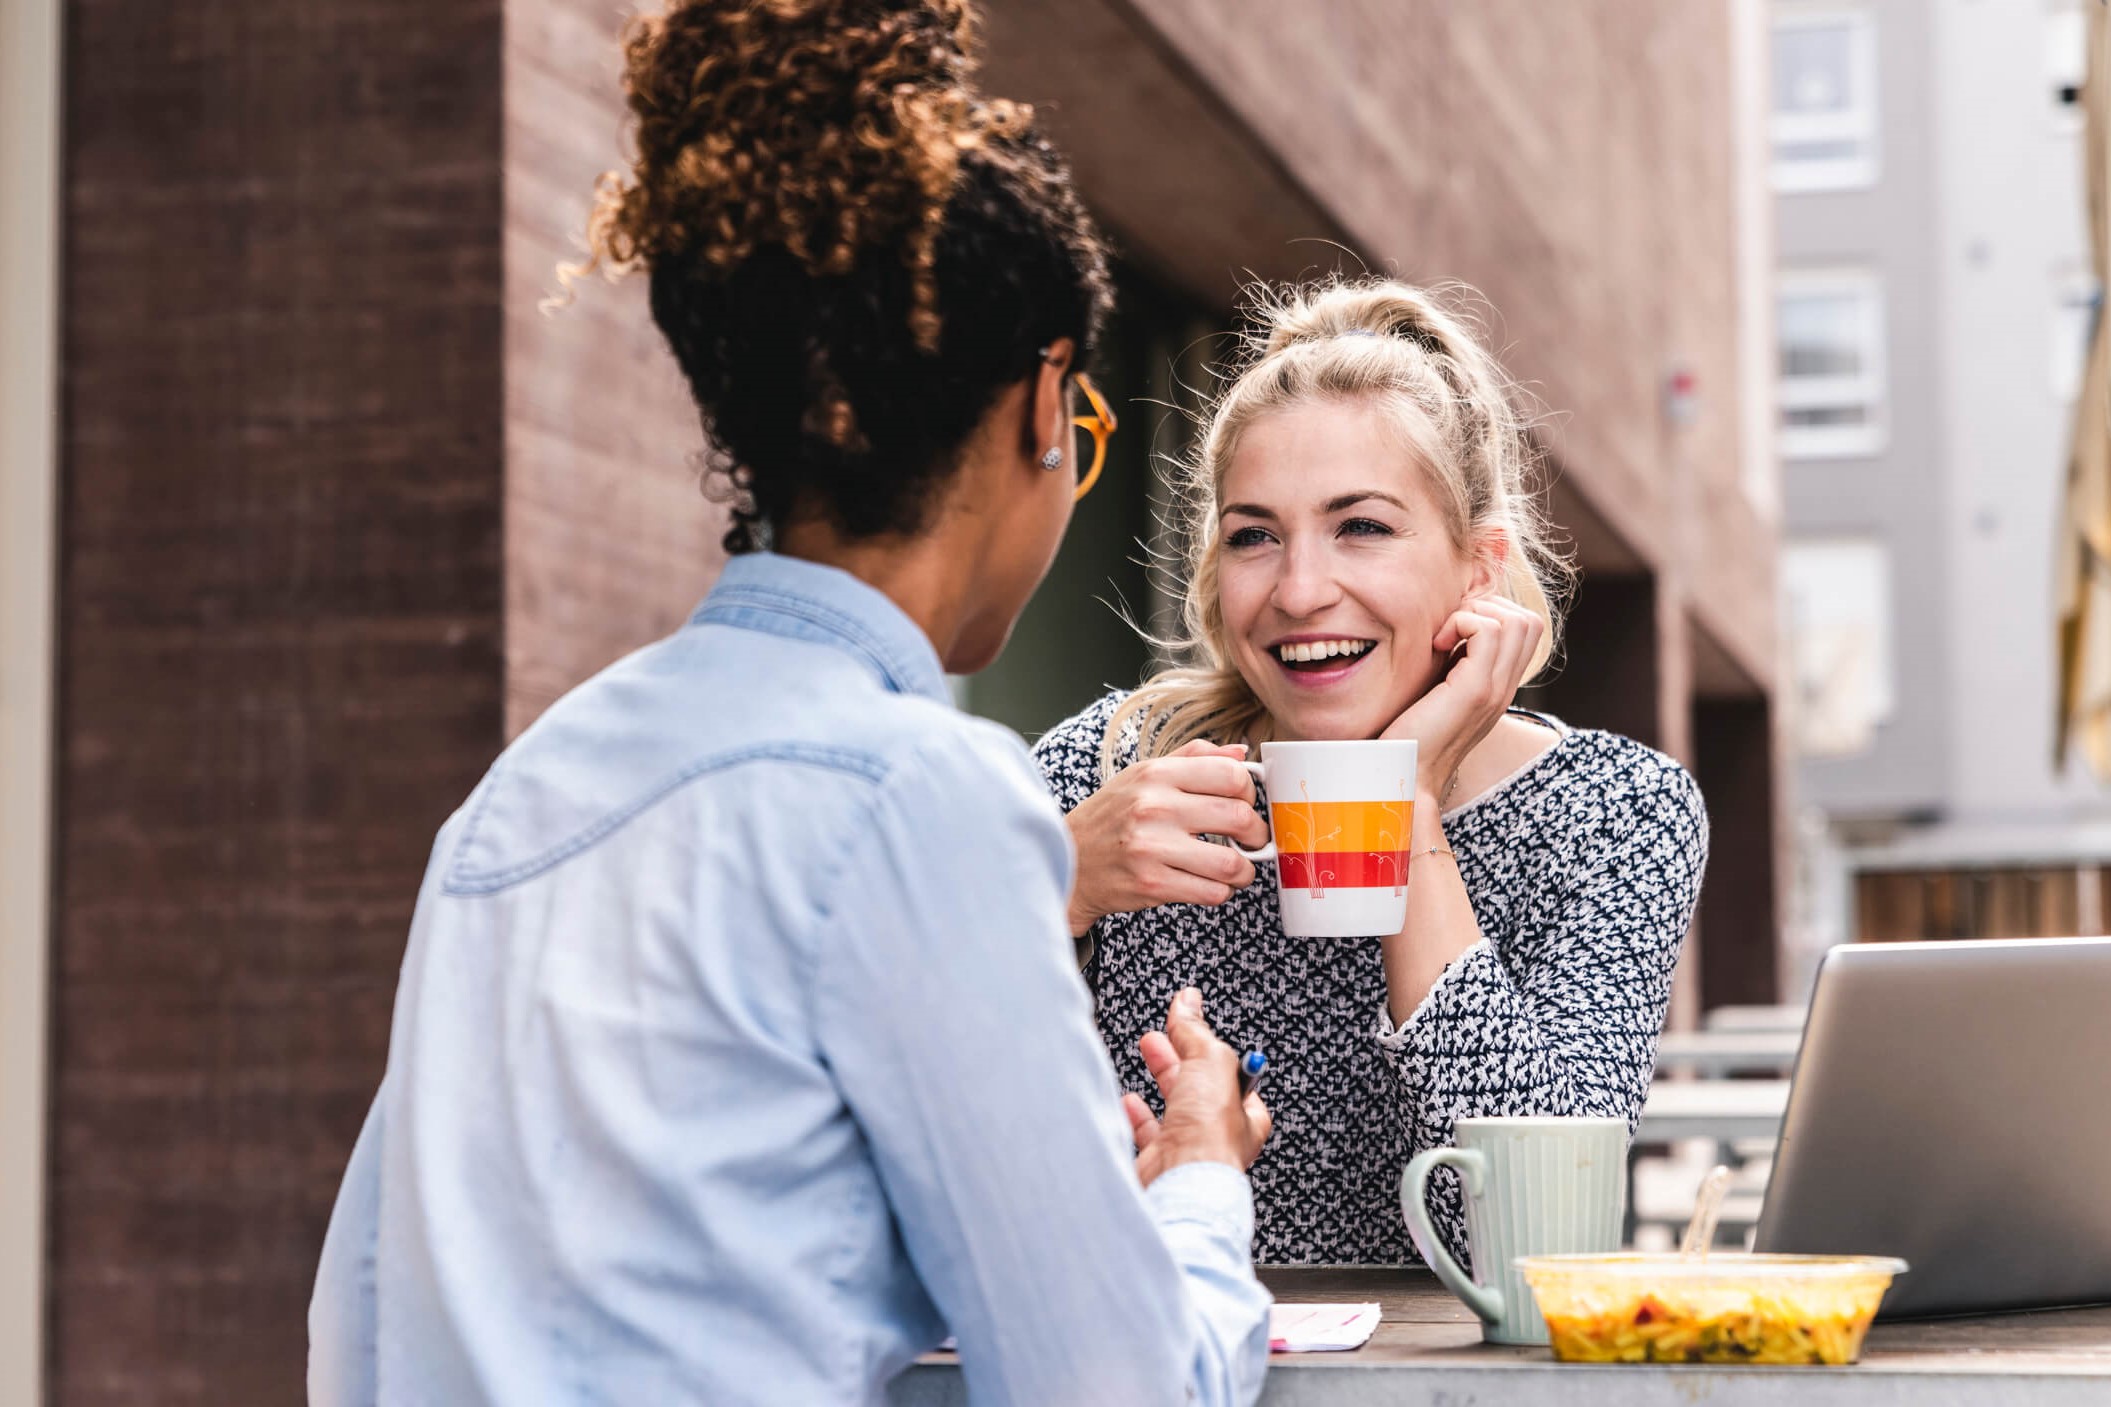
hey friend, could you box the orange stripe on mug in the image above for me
[1266,798,1416,854]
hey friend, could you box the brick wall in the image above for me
[49,0,713,1398]
[500,0,724,737]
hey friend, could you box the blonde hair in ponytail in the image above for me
[1102,277,1573,776]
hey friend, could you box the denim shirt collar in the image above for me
[693,552,951,705]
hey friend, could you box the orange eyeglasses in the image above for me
[1041,344,1119,502]
[1068,372,1118,502]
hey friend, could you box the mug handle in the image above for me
[1226,759,1275,862]
[1400,1147,1504,1326]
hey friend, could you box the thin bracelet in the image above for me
[1419,845,1457,862]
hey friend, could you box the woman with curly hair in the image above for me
[1034,277,1709,1274]
[308,4,1274,1403]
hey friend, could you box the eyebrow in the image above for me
[1220,491,1411,520]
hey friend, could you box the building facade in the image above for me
[1772,0,2105,967]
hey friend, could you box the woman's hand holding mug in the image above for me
[1062,740,1271,935]
[1382,594,1546,798]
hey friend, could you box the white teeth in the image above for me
[1276,639,1373,663]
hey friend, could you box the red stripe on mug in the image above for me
[1280,850,1412,892]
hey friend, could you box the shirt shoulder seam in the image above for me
[440,742,890,896]
[700,586,926,696]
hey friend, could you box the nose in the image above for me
[1270,539,1345,620]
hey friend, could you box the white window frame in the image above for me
[1770,5,1881,193]
[1778,268,1888,459]
[2045,0,2088,135]
[1782,537,1897,759]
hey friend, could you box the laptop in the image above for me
[1751,937,2111,1317]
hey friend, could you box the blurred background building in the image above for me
[1772,0,2108,987]
[0,0,1788,1400]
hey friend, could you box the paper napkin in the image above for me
[1268,1302,1382,1353]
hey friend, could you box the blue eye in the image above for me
[1340,517,1394,538]
[1225,526,1273,549]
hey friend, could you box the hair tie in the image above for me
[1339,328,1379,339]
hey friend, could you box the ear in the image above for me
[1464,524,1510,600]
[1028,337,1076,466]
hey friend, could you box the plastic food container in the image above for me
[1515,1253,1908,1365]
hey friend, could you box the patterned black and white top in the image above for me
[1033,692,1709,1271]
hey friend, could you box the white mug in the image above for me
[1231,738,1418,938]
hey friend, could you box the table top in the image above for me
[1635,1077,1791,1144]
[890,1266,2111,1406]
[1654,1029,1803,1074]
[1703,1003,1809,1034]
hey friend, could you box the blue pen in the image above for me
[1238,1048,1269,1099]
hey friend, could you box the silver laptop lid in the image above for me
[1752,937,2111,1317]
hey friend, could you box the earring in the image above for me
[1041,446,1065,470]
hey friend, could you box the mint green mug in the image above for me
[1400,1116,1628,1344]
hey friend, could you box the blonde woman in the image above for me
[1032,278,1708,1270]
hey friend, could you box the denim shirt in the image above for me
[308,552,1271,1406]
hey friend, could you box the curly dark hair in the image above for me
[576,0,1115,553]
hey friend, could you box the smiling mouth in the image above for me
[1273,638,1376,673]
